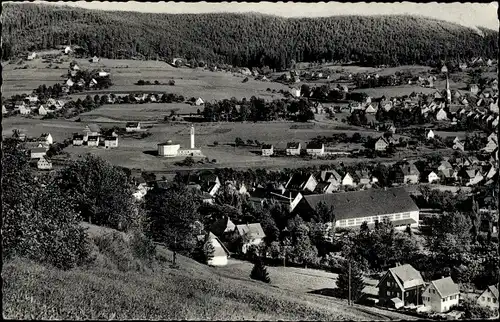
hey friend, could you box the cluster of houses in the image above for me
[17,132,55,170]
[8,96,66,116]
[372,263,498,317]
[72,124,119,149]
[261,141,350,158]
[65,62,110,92]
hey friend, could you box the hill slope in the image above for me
[3,223,414,320]
[2,3,498,68]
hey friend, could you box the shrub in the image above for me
[168,80,175,86]
[129,231,156,263]
[93,232,135,271]
[213,141,218,146]
[250,259,271,283]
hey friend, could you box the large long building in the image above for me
[294,187,419,229]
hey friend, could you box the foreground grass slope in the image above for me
[3,224,413,320]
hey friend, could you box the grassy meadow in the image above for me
[2,223,414,321]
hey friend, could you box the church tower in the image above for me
[446,76,452,106]
[190,125,195,149]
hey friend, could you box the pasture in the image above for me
[2,57,290,101]
[352,85,436,98]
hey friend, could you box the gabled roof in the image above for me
[85,124,101,133]
[206,232,230,257]
[87,136,99,141]
[235,223,266,239]
[388,264,424,289]
[428,277,460,298]
[286,173,314,190]
[321,170,342,182]
[300,187,419,220]
[286,142,301,149]
[31,147,47,153]
[73,134,84,140]
[400,163,420,176]
[210,216,236,236]
[306,142,324,150]
[484,285,499,300]
[262,144,273,149]
[126,122,140,127]
[313,182,333,194]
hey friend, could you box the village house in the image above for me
[441,65,448,73]
[38,105,48,116]
[483,137,498,153]
[365,104,377,114]
[285,173,318,193]
[2,105,7,114]
[203,232,230,266]
[194,97,204,106]
[477,285,499,311]
[295,187,420,230]
[306,142,324,156]
[210,216,236,237]
[290,87,301,98]
[320,170,343,188]
[421,277,460,313]
[261,144,274,156]
[87,136,100,147]
[286,142,301,155]
[72,134,84,146]
[66,78,75,87]
[25,94,39,104]
[427,171,439,184]
[98,70,110,77]
[375,137,389,151]
[378,264,426,309]
[64,46,72,54]
[27,52,37,60]
[400,163,420,184]
[84,124,101,138]
[104,136,119,149]
[91,56,100,63]
[313,182,336,194]
[426,129,435,140]
[234,223,266,254]
[341,172,355,186]
[125,122,141,132]
[355,170,371,186]
[437,160,453,172]
[37,156,53,170]
[40,133,53,145]
[30,147,47,159]
[435,108,448,121]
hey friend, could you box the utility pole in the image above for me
[348,261,352,306]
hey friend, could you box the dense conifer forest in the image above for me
[2,3,498,69]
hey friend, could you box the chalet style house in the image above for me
[377,264,425,308]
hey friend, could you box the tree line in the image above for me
[3,3,498,69]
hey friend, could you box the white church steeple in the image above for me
[190,125,195,149]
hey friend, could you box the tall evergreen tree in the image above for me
[250,259,271,283]
[335,260,365,302]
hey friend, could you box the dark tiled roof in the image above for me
[262,144,273,149]
[286,173,311,190]
[87,136,99,141]
[306,142,324,150]
[73,134,84,140]
[126,122,139,127]
[390,264,424,283]
[286,142,301,149]
[301,187,419,220]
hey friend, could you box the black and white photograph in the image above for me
[1,1,499,320]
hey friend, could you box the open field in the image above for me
[3,115,441,171]
[3,58,290,101]
[80,103,200,122]
[3,223,414,321]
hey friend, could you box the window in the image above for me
[347,219,355,226]
[442,298,445,302]
[487,297,491,303]
[338,220,346,227]
[372,216,378,222]
[482,296,485,301]
[355,218,364,225]
[395,213,401,220]
[402,213,410,219]
[493,299,497,304]
[387,214,395,221]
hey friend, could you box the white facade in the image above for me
[477,287,499,311]
[262,146,274,156]
[336,210,420,229]
[306,144,325,156]
[104,138,118,148]
[342,173,354,186]
[207,238,228,267]
[422,284,459,313]
[158,143,180,157]
[87,138,100,147]
[37,158,52,170]
[428,172,439,183]
[290,88,301,98]
[426,130,435,139]
[436,109,448,121]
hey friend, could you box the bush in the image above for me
[129,231,156,263]
[168,80,175,86]
[213,141,218,146]
[250,259,271,283]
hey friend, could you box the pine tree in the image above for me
[335,260,365,302]
[250,259,271,283]
[203,239,215,264]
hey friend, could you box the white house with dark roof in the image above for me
[261,144,274,156]
[375,137,389,151]
[306,142,324,156]
[477,285,499,311]
[235,223,266,254]
[104,136,118,148]
[285,173,318,193]
[37,156,53,170]
[30,147,47,159]
[421,277,460,313]
[341,172,355,186]
[87,136,100,147]
[295,187,420,230]
[125,122,141,132]
[286,142,301,155]
[201,232,230,267]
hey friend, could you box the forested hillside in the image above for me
[2,3,498,69]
